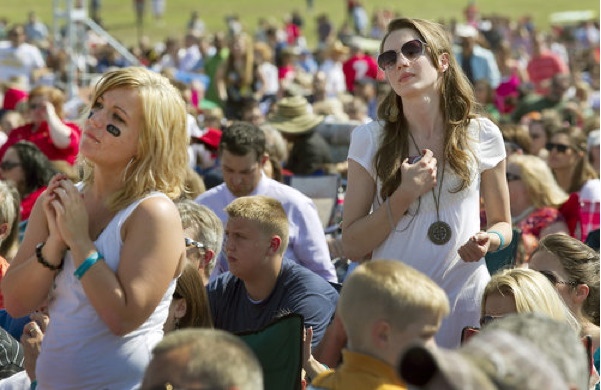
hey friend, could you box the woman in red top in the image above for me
[0,85,81,165]
[506,154,569,264]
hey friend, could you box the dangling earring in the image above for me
[174,317,180,330]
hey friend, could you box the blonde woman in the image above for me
[481,268,579,332]
[1,67,188,389]
[506,154,569,264]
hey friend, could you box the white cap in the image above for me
[455,24,479,38]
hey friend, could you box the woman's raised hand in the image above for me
[47,176,89,249]
[399,148,438,199]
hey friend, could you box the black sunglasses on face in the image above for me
[505,172,521,182]
[538,270,577,286]
[545,142,570,153]
[377,39,428,70]
[0,161,21,171]
[185,237,205,250]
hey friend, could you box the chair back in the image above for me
[289,174,340,229]
[237,313,304,390]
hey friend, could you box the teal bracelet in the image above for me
[487,230,505,252]
[30,379,37,390]
[74,251,104,280]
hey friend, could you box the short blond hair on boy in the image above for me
[225,196,289,255]
[338,259,450,349]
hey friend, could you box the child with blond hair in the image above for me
[310,259,450,389]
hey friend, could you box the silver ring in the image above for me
[28,327,37,337]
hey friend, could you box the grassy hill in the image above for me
[3,0,599,49]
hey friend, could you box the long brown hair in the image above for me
[375,18,479,200]
[552,127,598,194]
[535,234,600,326]
[174,262,213,329]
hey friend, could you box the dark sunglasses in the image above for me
[185,237,204,250]
[0,161,21,171]
[545,142,570,153]
[480,315,504,327]
[538,270,577,286]
[377,39,428,70]
[505,172,521,182]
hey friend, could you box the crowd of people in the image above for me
[0,1,599,389]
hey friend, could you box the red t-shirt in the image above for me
[342,54,379,93]
[0,121,81,165]
[526,52,569,94]
[20,186,46,221]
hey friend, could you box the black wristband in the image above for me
[35,242,63,271]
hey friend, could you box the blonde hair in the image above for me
[80,67,189,211]
[375,18,479,200]
[339,259,450,347]
[225,196,289,255]
[482,268,580,332]
[507,154,568,208]
[0,181,20,259]
[253,41,273,63]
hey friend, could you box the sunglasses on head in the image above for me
[538,270,577,286]
[377,39,428,70]
[505,172,521,182]
[0,161,21,171]
[185,237,204,250]
[545,142,570,153]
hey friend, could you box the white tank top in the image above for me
[36,190,176,390]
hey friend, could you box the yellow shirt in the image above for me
[311,350,407,390]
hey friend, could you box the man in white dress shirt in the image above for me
[196,121,337,283]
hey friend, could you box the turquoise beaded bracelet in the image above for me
[74,251,104,280]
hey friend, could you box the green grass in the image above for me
[3,0,599,48]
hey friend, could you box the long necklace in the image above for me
[408,131,452,245]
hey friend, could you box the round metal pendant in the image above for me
[428,221,452,245]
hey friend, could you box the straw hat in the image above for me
[327,40,349,56]
[269,96,324,134]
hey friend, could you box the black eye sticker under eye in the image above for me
[87,111,93,119]
[106,124,121,137]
